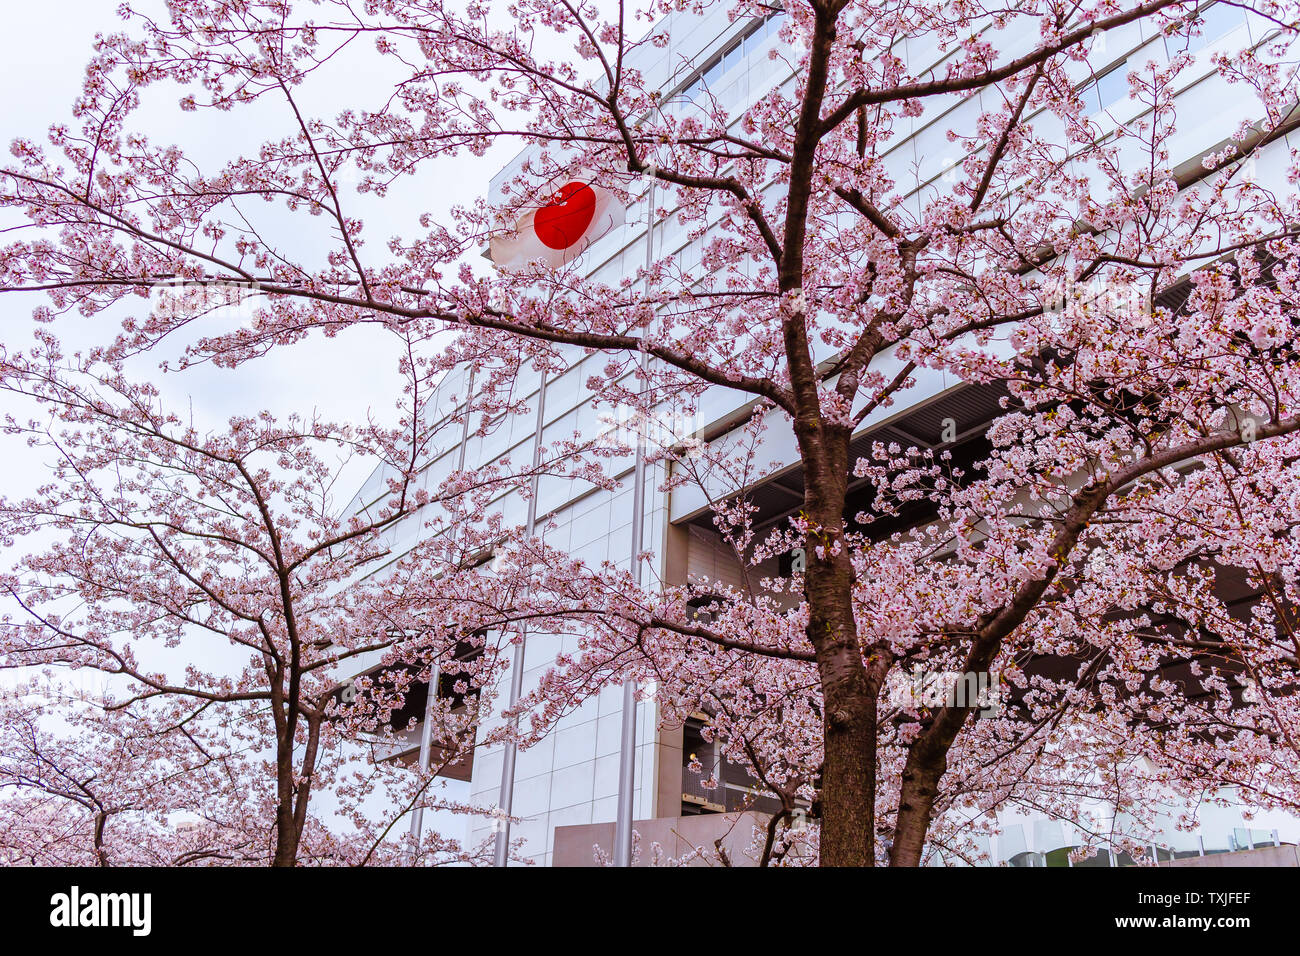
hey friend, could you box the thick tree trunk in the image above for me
[272,748,300,867]
[800,561,883,868]
[806,557,879,865]
[272,829,299,866]
[271,711,320,867]
[796,421,881,866]
[889,735,951,866]
[816,645,879,866]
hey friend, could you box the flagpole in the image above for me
[494,366,548,867]
[410,367,474,859]
[614,173,656,868]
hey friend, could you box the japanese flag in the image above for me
[489,173,625,271]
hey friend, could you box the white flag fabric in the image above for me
[489,174,625,271]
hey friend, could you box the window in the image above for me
[679,714,785,816]
[723,41,743,74]
[338,634,485,744]
[704,58,723,89]
[1094,62,1129,111]
[1084,60,1128,114]
[1176,2,1248,54]
[675,13,785,105]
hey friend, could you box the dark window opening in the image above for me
[334,634,485,781]
[679,715,785,816]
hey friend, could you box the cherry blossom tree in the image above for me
[0,327,572,865]
[0,681,269,866]
[5,0,1300,867]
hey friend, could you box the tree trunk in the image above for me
[889,737,949,866]
[271,699,301,867]
[797,422,880,866]
[816,648,879,866]
[272,755,300,867]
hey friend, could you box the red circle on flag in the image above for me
[534,182,597,250]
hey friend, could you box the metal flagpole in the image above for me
[410,367,475,856]
[614,173,657,867]
[493,365,549,866]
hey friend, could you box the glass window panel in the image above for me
[1186,3,1246,52]
[704,59,723,87]
[1094,62,1128,111]
[723,42,742,73]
